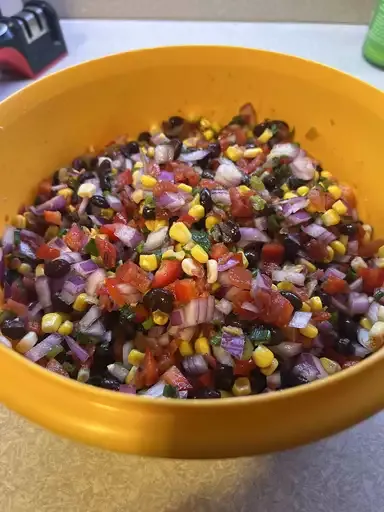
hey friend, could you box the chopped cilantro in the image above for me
[330,311,338,326]
[84,238,99,257]
[374,290,384,303]
[274,163,291,181]
[191,230,211,253]
[250,174,265,191]
[120,305,136,322]
[192,187,201,196]
[229,115,246,126]
[57,227,67,238]
[345,268,357,284]
[46,345,64,360]
[76,333,97,345]
[267,214,281,233]
[210,332,222,346]
[142,317,154,330]
[144,195,156,207]
[251,269,259,278]
[136,241,145,254]
[163,384,178,398]
[62,362,76,375]
[250,327,271,344]
[14,230,21,246]
[269,123,279,135]
[250,195,266,212]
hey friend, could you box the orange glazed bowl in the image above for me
[0,46,384,459]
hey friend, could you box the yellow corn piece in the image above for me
[178,183,193,193]
[321,209,340,226]
[191,244,209,264]
[299,324,319,339]
[225,146,244,162]
[332,200,348,216]
[252,345,274,368]
[203,129,214,141]
[41,313,63,333]
[205,216,220,230]
[330,240,346,256]
[297,186,309,196]
[243,147,263,159]
[153,310,169,325]
[58,320,74,336]
[258,128,273,143]
[179,340,194,357]
[309,296,323,312]
[283,192,298,200]
[73,293,89,312]
[260,358,279,376]
[169,222,192,244]
[188,205,205,220]
[141,175,157,188]
[195,337,210,355]
[128,349,145,367]
[327,185,342,200]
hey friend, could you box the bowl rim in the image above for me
[1,44,383,413]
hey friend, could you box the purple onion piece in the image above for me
[35,276,52,310]
[31,195,67,214]
[211,189,231,206]
[25,334,63,362]
[272,270,305,286]
[143,227,168,252]
[65,336,89,363]
[182,355,209,375]
[73,259,99,277]
[179,149,210,163]
[348,292,370,316]
[239,227,271,243]
[215,163,243,187]
[218,258,239,272]
[288,311,312,328]
[114,225,143,248]
[78,305,102,331]
[286,211,312,226]
[221,331,245,358]
[158,171,175,182]
[290,155,316,181]
[280,196,309,217]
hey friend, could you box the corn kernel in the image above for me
[128,349,145,367]
[78,183,96,198]
[207,259,218,284]
[181,257,199,276]
[178,183,193,193]
[238,185,251,195]
[11,215,26,229]
[205,216,220,230]
[260,358,279,376]
[15,331,38,354]
[200,118,211,130]
[369,321,384,351]
[296,186,309,197]
[188,205,205,220]
[183,137,199,148]
[131,189,144,204]
[332,200,348,216]
[195,337,210,355]
[179,340,194,357]
[18,263,32,276]
[322,209,340,226]
[133,161,144,170]
[35,264,45,277]
[225,146,244,162]
[327,185,342,200]
[211,282,221,293]
[169,222,192,245]
[329,240,345,256]
[314,170,320,182]
[252,345,274,368]
[375,257,384,269]
[243,147,263,159]
[309,296,323,312]
[139,254,158,272]
[100,208,114,220]
[57,188,73,199]
[377,245,384,258]
[301,302,311,312]
[351,256,368,272]
[220,390,232,398]
[257,128,273,144]
[58,320,74,336]
[175,243,183,252]
[299,324,319,339]
[67,205,75,213]
[41,313,63,333]
[211,121,222,133]
[44,225,59,241]
[191,244,209,264]
[153,310,169,325]
[359,317,372,331]
[320,357,341,375]
[162,249,185,261]
[277,281,293,291]
[145,220,156,232]
[203,129,214,141]
[324,246,334,263]
[321,171,333,179]
[339,235,349,247]
[300,258,316,273]
[147,146,155,158]
[232,377,251,396]
[141,175,157,188]
[271,284,278,291]
[126,366,138,384]
[362,224,373,243]
[73,293,89,312]
[283,192,298,200]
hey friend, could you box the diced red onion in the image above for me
[182,355,209,375]
[107,363,129,382]
[218,271,232,286]
[20,229,44,251]
[83,320,106,338]
[179,150,210,163]
[0,334,12,348]
[35,276,52,310]
[2,226,15,254]
[357,327,371,351]
[218,258,239,272]
[241,302,259,313]
[302,223,328,238]
[286,211,311,226]
[114,225,143,248]
[251,272,271,297]
[272,342,303,358]
[119,384,136,394]
[280,197,309,217]
[141,381,166,397]
[78,305,102,332]
[31,195,67,215]
[158,171,175,182]
[215,298,233,315]
[171,309,184,326]
[86,268,106,296]
[348,292,370,316]
[157,192,185,211]
[272,270,305,286]
[143,226,168,252]
[25,334,63,362]
[65,336,89,363]
[239,227,271,243]
[56,252,83,265]
[318,230,337,245]
[292,359,318,383]
[215,163,243,187]
[323,267,346,281]
[106,195,123,212]
[268,143,300,161]
[348,240,358,256]
[211,189,231,206]
[290,155,316,181]
[254,217,267,231]
[331,296,350,315]
[155,144,174,164]
[288,311,312,328]
[352,342,370,358]
[267,372,281,390]
[48,237,70,254]
[221,331,245,358]
[367,302,380,323]
[73,259,99,277]
[212,346,234,366]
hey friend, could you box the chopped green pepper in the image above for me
[191,230,211,253]
[163,384,178,398]
[84,238,99,257]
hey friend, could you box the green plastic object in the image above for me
[363,0,384,68]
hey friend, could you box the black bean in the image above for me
[79,214,93,229]
[194,218,206,231]
[241,174,250,186]
[271,187,284,198]
[249,368,267,394]
[52,170,60,186]
[92,341,115,374]
[219,220,241,244]
[200,188,213,213]
[317,290,331,308]
[91,195,109,209]
[72,158,88,171]
[281,370,309,388]
[269,327,285,346]
[78,170,96,184]
[284,238,299,262]
[243,242,262,269]
[208,142,221,159]
[263,174,277,191]
[44,259,70,278]
[338,316,358,342]
[121,141,140,157]
[89,375,120,391]
[169,139,182,160]
[280,291,302,311]
[339,223,358,236]
[168,216,178,229]
[288,176,306,190]
[168,116,184,128]
[202,169,215,180]
[138,131,151,144]
[142,206,156,220]
[99,172,111,191]
[214,364,235,391]
[334,337,353,355]
[143,289,174,314]
[52,292,73,313]
[253,122,269,138]
[97,159,112,172]
[189,388,221,399]
[224,313,242,329]
[1,318,26,340]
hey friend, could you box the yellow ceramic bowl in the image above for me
[0,46,384,459]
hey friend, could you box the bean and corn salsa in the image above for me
[1,103,384,398]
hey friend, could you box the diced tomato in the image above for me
[228,267,252,290]
[322,276,348,295]
[152,260,182,288]
[43,210,62,225]
[64,224,88,252]
[199,179,217,190]
[359,239,384,258]
[234,359,256,377]
[358,267,384,294]
[265,291,294,327]
[113,212,128,224]
[261,243,285,264]
[99,224,119,241]
[141,348,159,387]
[210,243,229,261]
[36,244,60,260]
[173,165,200,186]
[340,183,356,208]
[174,279,199,303]
[162,365,193,390]
[178,214,196,228]
[27,320,41,336]
[95,236,117,269]
[133,304,149,323]
[312,311,331,323]
[37,179,52,196]
[229,187,254,218]
[117,169,132,188]
[306,239,328,262]
[308,188,326,212]
[116,261,151,293]
[196,371,213,388]
[3,299,28,318]
[105,277,126,307]
[218,251,243,267]
[153,181,178,197]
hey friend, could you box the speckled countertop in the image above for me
[1,20,384,512]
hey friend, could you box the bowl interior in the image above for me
[0,46,384,458]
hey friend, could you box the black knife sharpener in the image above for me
[0,1,67,78]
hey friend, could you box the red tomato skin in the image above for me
[36,244,60,260]
[322,276,348,295]
[152,260,182,288]
[210,243,229,261]
[229,187,254,218]
[116,261,151,293]
[95,237,117,269]
[228,267,253,290]
[261,243,285,264]
[358,268,384,293]
[174,279,199,303]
